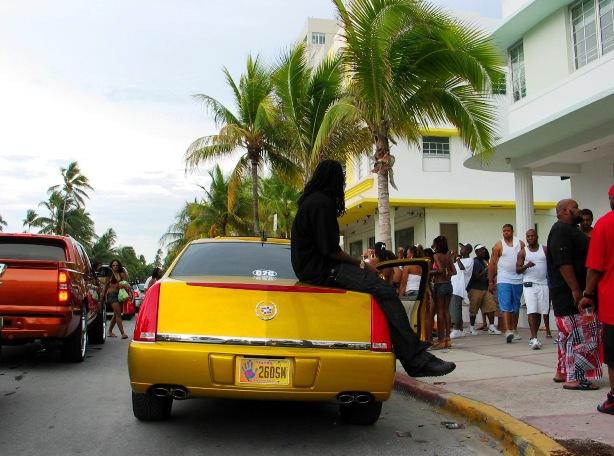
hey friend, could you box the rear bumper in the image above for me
[0,315,73,340]
[128,341,396,402]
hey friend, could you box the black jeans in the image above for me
[329,263,430,375]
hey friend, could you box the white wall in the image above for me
[523,8,571,95]
[572,155,614,220]
[350,136,569,203]
[502,0,532,19]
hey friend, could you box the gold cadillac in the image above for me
[128,237,429,424]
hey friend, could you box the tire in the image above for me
[339,401,382,425]
[88,307,106,345]
[60,307,88,362]
[132,391,173,421]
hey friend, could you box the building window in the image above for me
[312,32,326,45]
[356,154,363,180]
[395,227,414,254]
[422,136,450,157]
[349,240,363,258]
[571,0,614,69]
[509,41,526,102]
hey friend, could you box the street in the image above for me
[0,319,500,456]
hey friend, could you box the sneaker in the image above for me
[450,329,465,339]
[597,393,614,415]
[505,331,514,343]
[529,338,542,350]
[412,356,456,378]
[513,331,522,340]
[488,325,502,335]
[469,326,479,336]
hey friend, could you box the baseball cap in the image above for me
[458,242,473,253]
[474,244,486,251]
[608,183,614,197]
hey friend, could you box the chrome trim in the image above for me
[156,333,371,350]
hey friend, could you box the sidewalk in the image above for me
[394,326,613,455]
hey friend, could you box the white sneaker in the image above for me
[469,326,479,336]
[505,331,514,343]
[450,329,461,339]
[488,325,502,335]
[513,331,522,340]
[529,338,542,350]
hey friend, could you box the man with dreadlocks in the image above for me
[291,160,456,377]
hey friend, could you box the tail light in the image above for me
[133,290,139,298]
[371,296,392,352]
[133,282,160,342]
[58,269,70,304]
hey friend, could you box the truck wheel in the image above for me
[132,391,172,421]
[88,307,106,345]
[61,307,88,362]
[339,401,382,425]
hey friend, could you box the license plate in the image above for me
[236,358,291,385]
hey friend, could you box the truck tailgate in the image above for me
[0,261,59,312]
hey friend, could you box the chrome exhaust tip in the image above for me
[355,394,371,404]
[337,393,355,404]
[169,387,190,400]
[152,387,169,397]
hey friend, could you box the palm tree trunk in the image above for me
[251,158,261,236]
[374,124,392,249]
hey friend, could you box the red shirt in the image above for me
[586,210,614,324]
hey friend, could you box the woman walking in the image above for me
[102,259,129,339]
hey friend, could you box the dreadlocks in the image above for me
[298,160,346,217]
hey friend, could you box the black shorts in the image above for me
[604,323,614,367]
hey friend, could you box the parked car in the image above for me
[0,233,106,362]
[96,264,136,320]
[128,237,430,423]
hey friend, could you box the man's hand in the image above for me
[525,261,535,269]
[572,289,583,305]
[578,297,593,312]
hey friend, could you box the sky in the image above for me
[0,0,502,263]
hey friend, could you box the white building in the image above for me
[465,0,614,238]
[298,13,571,256]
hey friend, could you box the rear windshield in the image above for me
[0,240,67,261]
[169,242,297,280]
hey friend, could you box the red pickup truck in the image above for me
[0,233,106,362]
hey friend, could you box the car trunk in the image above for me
[156,278,373,345]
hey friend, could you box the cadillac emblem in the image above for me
[255,301,278,321]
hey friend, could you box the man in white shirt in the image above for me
[516,229,550,349]
[489,224,525,343]
[450,243,477,338]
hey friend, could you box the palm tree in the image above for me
[334,0,504,247]
[272,42,372,185]
[185,55,295,235]
[90,228,119,264]
[0,214,7,232]
[36,191,66,234]
[48,161,94,235]
[22,209,38,233]
[194,164,251,237]
[259,174,301,238]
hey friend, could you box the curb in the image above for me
[394,374,569,456]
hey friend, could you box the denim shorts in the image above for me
[433,282,453,296]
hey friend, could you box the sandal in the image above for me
[563,380,600,391]
[107,332,117,338]
[445,338,452,348]
[431,341,447,350]
[121,334,129,339]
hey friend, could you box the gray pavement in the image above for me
[394,325,613,454]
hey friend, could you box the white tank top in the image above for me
[407,274,421,291]
[497,237,523,284]
[522,245,547,285]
